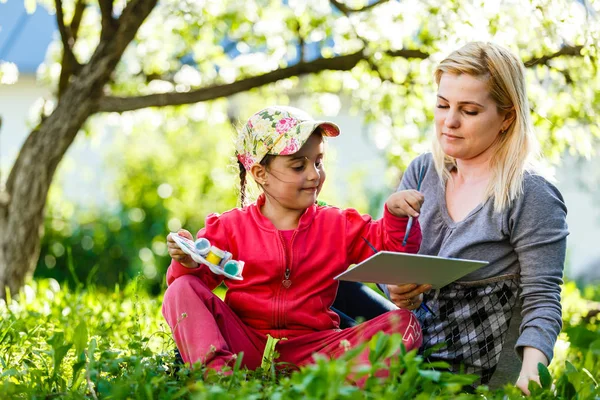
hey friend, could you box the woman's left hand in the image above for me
[516,347,549,395]
[516,373,541,396]
[387,283,431,310]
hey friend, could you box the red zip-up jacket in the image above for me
[167,195,421,339]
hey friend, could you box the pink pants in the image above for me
[162,275,422,371]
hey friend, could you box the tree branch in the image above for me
[55,0,81,96]
[97,40,587,114]
[98,46,432,113]
[54,0,74,56]
[97,51,367,112]
[98,0,117,39]
[386,49,430,59]
[329,0,390,14]
[70,0,87,41]
[524,45,583,67]
[329,0,430,79]
[113,0,157,54]
[293,19,305,63]
[80,0,157,92]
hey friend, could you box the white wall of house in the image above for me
[0,75,114,208]
[555,154,600,280]
[0,75,48,173]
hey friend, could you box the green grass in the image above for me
[0,278,598,399]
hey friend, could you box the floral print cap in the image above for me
[236,105,340,171]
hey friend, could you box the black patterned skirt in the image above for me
[414,274,520,385]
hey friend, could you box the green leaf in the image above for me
[369,332,390,364]
[422,361,451,370]
[581,368,599,386]
[538,362,552,389]
[418,369,442,382]
[0,368,19,378]
[0,320,15,345]
[87,338,97,367]
[565,326,600,349]
[589,339,600,356]
[53,344,73,377]
[565,360,578,375]
[66,246,81,287]
[48,331,73,376]
[555,371,577,400]
[441,372,479,385]
[73,321,88,358]
[528,378,544,396]
[71,360,86,389]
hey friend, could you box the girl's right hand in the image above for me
[387,283,432,310]
[167,229,199,269]
[386,190,425,218]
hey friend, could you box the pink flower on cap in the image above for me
[279,137,300,155]
[235,106,340,171]
[237,152,255,170]
[275,118,298,135]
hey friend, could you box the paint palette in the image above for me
[170,233,244,280]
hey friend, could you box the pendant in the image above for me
[282,279,292,288]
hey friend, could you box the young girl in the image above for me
[162,105,424,374]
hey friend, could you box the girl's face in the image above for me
[434,73,513,161]
[262,132,326,211]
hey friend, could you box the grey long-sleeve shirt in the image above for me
[396,153,568,364]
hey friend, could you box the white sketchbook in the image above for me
[334,251,489,289]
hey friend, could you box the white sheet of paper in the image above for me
[334,251,489,289]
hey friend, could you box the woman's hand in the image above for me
[167,229,199,269]
[516,374,542,396]
[386,190,424,218]
[516,347,549,395]
[387,283,432,310]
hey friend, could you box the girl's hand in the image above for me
[167,229,199,269]
[387,283,431,310]
[386,190,424,218]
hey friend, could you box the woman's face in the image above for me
[434,73,512,161]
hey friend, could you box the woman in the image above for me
[334,42,568,394]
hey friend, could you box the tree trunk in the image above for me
[0,0,157,299]
[0,87,96,299]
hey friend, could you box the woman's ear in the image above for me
[250,164,268,186]
[502,108,516,132]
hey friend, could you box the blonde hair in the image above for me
[432,42,541,212]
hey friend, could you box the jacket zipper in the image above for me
[276,231,295,330]
[282,231,296,328]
